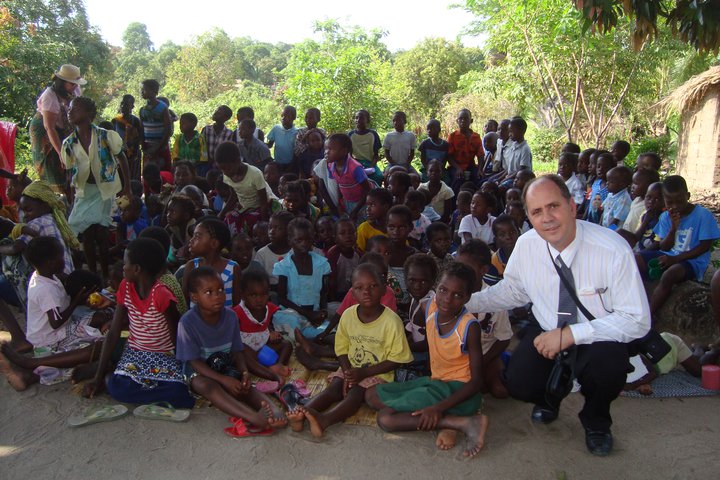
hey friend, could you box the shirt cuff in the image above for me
[569,322,593,345]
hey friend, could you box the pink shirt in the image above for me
[336,285,398,317]
[328,155,368,203]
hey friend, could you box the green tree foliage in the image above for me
[122,22,153,53]
[282,20,394,133]
[0,0,110,121]
[388,38,484,129]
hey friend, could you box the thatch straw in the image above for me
[659,66,720,115]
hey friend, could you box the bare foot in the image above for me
[294,328,313,355]
[71,362,98,384]
[436,429,457,451]
[637,384,653,396]
[9,339,33,355]
[287,409,305,432]
[0,350,32,391]
[270,364,292,378]
[0,342,34,369]
[261,401,287,429]
[462,414,489,458]
[301,407,325,438]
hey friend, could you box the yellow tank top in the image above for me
[426,296,478,383]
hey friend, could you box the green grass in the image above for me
[533,161,558,175]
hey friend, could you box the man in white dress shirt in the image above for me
[466,175,650,456]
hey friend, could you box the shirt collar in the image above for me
[546,220,583,268]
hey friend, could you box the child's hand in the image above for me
[657,255,677,269]
[412,405,442,430]
[268,331,282,343]
[221,375,245,397]
[344,367,366,385]
[240,371,252,393]
[82,379,105,399]
[309,310,327,325]
[669,209,681,229]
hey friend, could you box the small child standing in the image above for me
[254,211,294,288]
[326,217,361,301]
[139,80,172,172]
[601,166,633,229]
[296,128,325,179]
[327,133,372,222]
[237,119,273,171]
[272,218,331,339]
[294,108,326,156]
[418,119,449,174]
[447,109,484,191]
[182,217,241,307]
[177,266,286,432]
[267,105,298,173]
[426,222,454,272]
[201,105,234,169]
[234,269,293,385]
[288,263,413,437]
[367,263,489,457]
[383,111,417,173]
[459,191,496,245]
[405,190,431,250]
[171,113,208,176]
[348,109,383,185]
[356,188,392,252]
[112,94,143,181]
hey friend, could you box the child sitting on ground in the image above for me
[426,222,454,272]
[627,182,664,251]
[386,205,419,310]
[182,217,241,308]
[450,190,472,247]
[383,111,417,173]
[233,269,293,386]
[173,160,197,191]
[459,191,496,245]
[636,175,720,322]
[0,237,100,391]
[419,159,454,223]
[254,211,294,289]
[266,105,298,173]
[405,190,431,250]
[505,200,531,234]
[114,195,148,249]
[82,238,193,407]
[138,226,188,314]
[272,218,331,339]
[366,262,489,458]
[611,140,631,167]
[357,188,392,252]
[230,233,263,273]
[403,253,438,365]
[327,133,372,221]
[601,166,633,229]
[636,152,662,172]
[264,163,281,198]
[177,266,286,432]
[483,215,520,286]
[326,217,361,301]
[283,180,319,222]
[585,152,615,224]
[171,112,207,176]
[458,241,512,399]
[165,194,196,268]
[314,215,336,254]
[388,170,411,206]
[576,148,593,189]
[624,168,661,233]
[252,220,270,250]
[288,262,413,437]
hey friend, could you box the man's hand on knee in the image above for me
[533,326,576,359]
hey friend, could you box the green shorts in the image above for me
[375,377,482,417]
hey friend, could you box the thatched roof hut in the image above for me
[662,66,720,191]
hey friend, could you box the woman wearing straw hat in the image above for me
[29,64,86,192]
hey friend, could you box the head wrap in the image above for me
[22,180,80,250]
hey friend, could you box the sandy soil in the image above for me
[0,375,718,480]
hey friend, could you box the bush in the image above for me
[526,125,564,164]
[627,134,675,172]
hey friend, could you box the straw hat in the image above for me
[54,64,87,85]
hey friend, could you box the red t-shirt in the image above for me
[448,130,484,171]
[117,279,176,352]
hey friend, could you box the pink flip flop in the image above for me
[224,418,273,438]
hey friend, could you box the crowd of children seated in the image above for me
[1,81,719,457]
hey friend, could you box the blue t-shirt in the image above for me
[272,251,331,309]
[176,306,244,362]
[419,138,449,165]
[267,125,298,164]
[654,204,720,280]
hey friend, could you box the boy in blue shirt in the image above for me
[636,175,720,321]
[267,106,298,174]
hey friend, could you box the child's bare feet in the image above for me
[287,408,305,432]
[294,328,313,355]
[0,349,32,391]
[637,383,653,396]
[301,407,325,438]
[261,401,287,429]
[70,362,98,384]
[269,364,292,380]
[461,414,489,458]
[436,429,457,450]
[0,342,33,369]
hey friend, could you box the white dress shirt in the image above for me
[465,220,650,345]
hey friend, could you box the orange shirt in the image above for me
[447,130,484,171]
[426,295,479,383]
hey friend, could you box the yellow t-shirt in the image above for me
[356,220,386,252]
[334,305,413,382]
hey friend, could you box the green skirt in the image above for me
[29,113,68,187]
[68,183,113,235]
[375,376,482,417]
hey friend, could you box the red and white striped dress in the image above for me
[117,279,176,353]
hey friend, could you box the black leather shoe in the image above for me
[585,429,613,456]
[531,405,558,424]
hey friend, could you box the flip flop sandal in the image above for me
[279,383,305,410]
[68,404,129,428]
[290,379,310,397]
[224,418,273,438]
[132,402,190,422]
